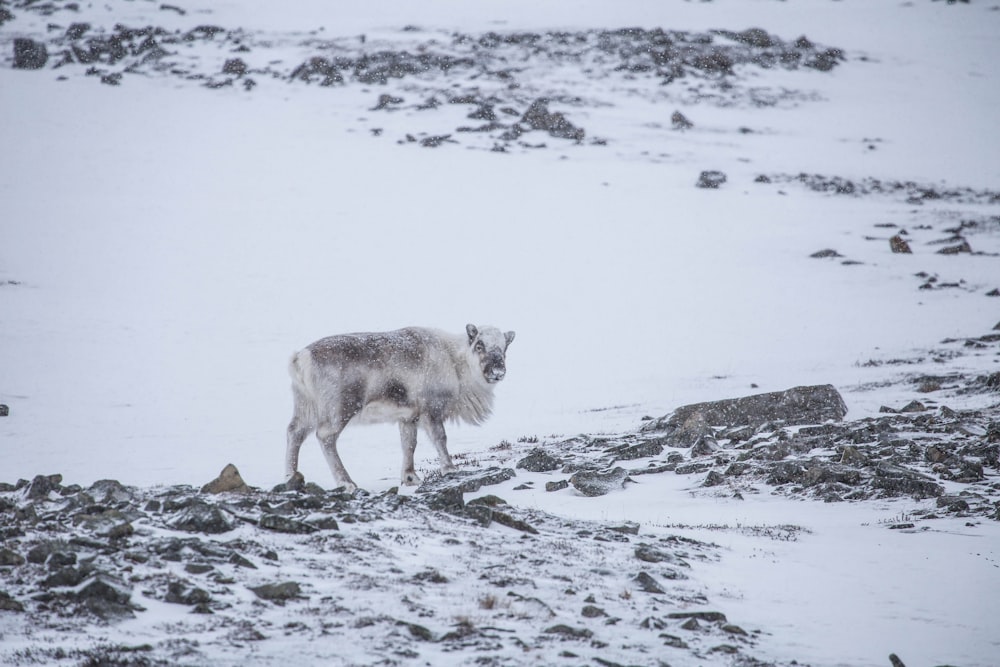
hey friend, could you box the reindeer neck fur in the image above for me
[442,332,496,426]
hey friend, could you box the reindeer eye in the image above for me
[475,341,485,352]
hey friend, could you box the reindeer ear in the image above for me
[505,331,516,347]
[466,324,479,343]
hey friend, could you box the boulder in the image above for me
[520,98,585,141]
[889,235,912,254]
[643,384,847,435]
[516,449,562,472]
[13,39,48,70]
[696,170,727,189]
[569,467,629,497]
[201,463,250,494]
[167,501,235,534]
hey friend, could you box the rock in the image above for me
[13,39,48,70]
[690,436,720,458]
[272,471,305,493]
[0,404,8,417]
[634,545,678,564]
[936,496,970,512]
[0,591,24,612]
[168,501,235,534]
[372,93,404,110]
[644,384,847,434]
[87,479,135,504]
[606,440,664,461]
[165,581,212,606]
[900,400,926,413]
[582,605,607,618]
[889,235,912,254]
[569,467,629,497]
[0,548,25,567]
[249,581,302,603]
[417,467,515,497]
[703,470,726,487]
[543,624,593,639]
[696,170,727,189]
[668,611,727,623]
[938,240,972,255]
[491,510,539,535]
[872,463,943,499]
[516,449,563,472]
[201,463,251,494]
[259,513,318,534]
[671,111,693,130]
[810,249,843,259]
[545,480,569,492]
[222,58,247,76]
[889,654,906,667]
[65,23,92,39]
[76,574,134,619]
[632,571,665,594]
[661,634,688,648]
[520,98,585,141]
[25,474,62,500]
[73,509,134,539]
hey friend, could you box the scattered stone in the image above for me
[632,571,665,594]
[671,111,693,130]
[491,510,539,535]
[606,440,664,461]
[889,654,906,667]
[520,98,585,141]
[581,605,607,618]
[416,467,515,496]
[0,548,25,567]
[938,240,972,255]
[249,581,302,603]
[271,471,305,493]
[201,464,251,494]
[13,38,48,70]
[543,624,593,639]
[545,480,569,492]
[668,611,727,623]
[0,591,24,612]
[569,467,629,497]
[0,404,8,417]
[696,170,727,189]
[25,474,62,500]
[259,513,318,534]
[634,546,677,564]
[890,235,912,254]
[168,501,235,534]
[691,436,721,458]
[703,470,726,487]
[222,58,247,76]
[900,400,926,413]
[516,449,563,472]
[811,249,843,259]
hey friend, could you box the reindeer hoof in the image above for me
[401,472,422,486]
[441,464,459,475]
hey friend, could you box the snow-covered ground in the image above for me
[2,1,999,666]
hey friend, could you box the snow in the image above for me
[2,0,1000,665]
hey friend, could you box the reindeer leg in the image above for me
[399,420,421,486]
[316,420,357,493]
[422,416,458,475]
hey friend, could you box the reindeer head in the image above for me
[466,324,515,384]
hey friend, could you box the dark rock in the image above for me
[0,591,24,612]
[890,235,912,254]
[491,510,539,534]
[462,504,493,527]
[271,471,305,493]
[644,384,847,434]
[399,620,434,641]
[889,654,906,667]
[65,23,91,39]
[259,513,318,534]
[690,436,721,458]
[201,463,251,494]
[25,474,62,500]
[569,467,629,497]
[543,624,593,639]
[165,581,212,606]
[42,566,86,588]
[249,581,302,602]
[936,496,970,512]
[101,73,123,86]
[811,249,843,259]
[0,548,25,567]
[632,571,665,594]
[938,240,972,255]
[372,93,404,110]
[222,58,247,76]
[520,99,584,141]
[696,170,727,189]
[14,39,48,70]
[87,479,135,504]
[582,605,607,618]
[421,487,466,512]
[703,470,726,487]
[75,574,133,619]
[168,501,235,534]
[900,400,926,413]
[607,440,664,461]
[0,404,8,417]
[516,449,563,472]
[420,134,454,147]
[668,610,727,623]
[671,111,693,130]
[74,510,134,539]
[634,545,678,564]
[661,633,688,648]
[416,467,515,496]
[545,480,569,492]
[873,463,943,499]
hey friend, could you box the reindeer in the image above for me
[285,324,515,492]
